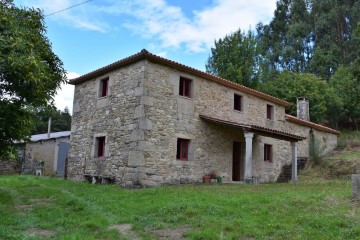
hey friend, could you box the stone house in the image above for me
[67,50,340,186]
[21,131,71,176]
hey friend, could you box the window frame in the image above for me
[176,138,190,161]
[179,76,192,98]
[96,136,106,158]
[234,94,243,111]
[99,77,109,98]
[264,144,272,162]
[266,104,274,120]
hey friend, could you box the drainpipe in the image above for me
[47,117,52,139]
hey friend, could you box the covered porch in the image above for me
[199,115,306,183]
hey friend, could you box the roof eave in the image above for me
[69,49,291,107]
[286,115,340,135]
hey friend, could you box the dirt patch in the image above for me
[108,224,142,240]
[30,198,53,206]
[25,228,56,237]
[15,204,32,209]
[150,226,191,240]
[324,195,339,206]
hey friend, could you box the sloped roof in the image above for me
[69,49,291,107]
[31,131,71,142]
[200,114,306,142]
[286,115,340,135]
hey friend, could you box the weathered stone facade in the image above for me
[68,50,339,186]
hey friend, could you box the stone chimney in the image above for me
[297,97,309,121]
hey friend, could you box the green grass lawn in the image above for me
[0,175,359,240]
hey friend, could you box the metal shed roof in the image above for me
[30,131,71,142]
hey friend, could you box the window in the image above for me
[99,77,109,97]
[179,77,192,98]
[96,136,106,158]
[267,104,274,120]
[234,94,242,111]
[176,138,190,161]
[264,144,272,162]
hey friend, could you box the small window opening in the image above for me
[179,77,192,98]
[176,138,189,161]
[264,144,272,162]
[234,94,242,111]
[96,137,106,158]
[267,104,274,120]
[99,77,109,97]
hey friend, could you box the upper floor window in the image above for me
[176,138,190,161]
[99,77,109,98]
[267,104,274,120]
[96,136,106,158]
[234,94,243,111]
[264,144,272,162]
[179,76,192,98]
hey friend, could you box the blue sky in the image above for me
[14,0,277,113]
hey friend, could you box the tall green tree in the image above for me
[0,0,66,156]
[206,30,260,88]
[257,0,312,74]
[257,0,360,80]
[310,0,360,80]
[329,66,360,130]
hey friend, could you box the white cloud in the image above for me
[15,0,277,52]
[54,72,79,114]
[100,0,277,52]
[15,0,107,32]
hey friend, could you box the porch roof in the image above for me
[199,114,306,142]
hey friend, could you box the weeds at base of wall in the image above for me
[309,135,327,167]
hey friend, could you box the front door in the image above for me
[56,142,70,177]
[232,141,243,181]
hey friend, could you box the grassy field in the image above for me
[1,132,360,240]
[0,173,359,240]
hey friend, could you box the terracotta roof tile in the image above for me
[69,49,291,107]
[286,115,340,135]
[200,114,306,141]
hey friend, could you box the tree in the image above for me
[0,0,66,156]
[206,30,260,88]
[259,71,331,123]
[256,0,360,80]
[32,106,71,134]
[329,66,360,130]
[310,0,360,80]
[257,0,312,74]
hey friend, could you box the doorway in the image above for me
[56,142,70,177]
[232,141,244,181]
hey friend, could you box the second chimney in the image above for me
[297,97,309,121]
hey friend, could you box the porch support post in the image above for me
[291,142,298,184]
[244,132,254,183]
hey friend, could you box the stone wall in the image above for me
[68,59,339,186]
[0,159,21,175]
[68,60,146,186]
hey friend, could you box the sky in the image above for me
[14,0,278,114]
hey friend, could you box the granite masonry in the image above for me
[68,50,340,187]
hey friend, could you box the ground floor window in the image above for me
[96,136,106,158]
[176,138,190,161]
[264,144,272,162]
